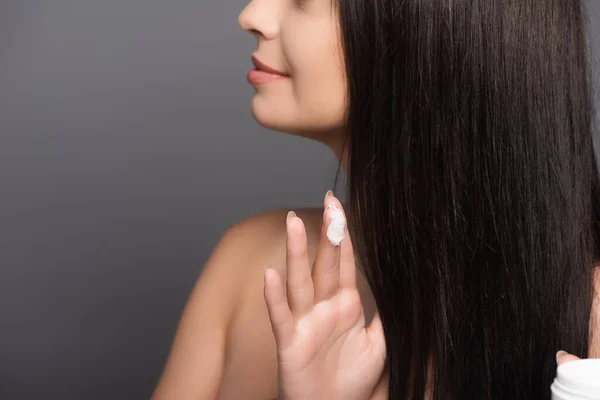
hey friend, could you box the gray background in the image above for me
[0,1,598,399]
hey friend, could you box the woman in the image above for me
[152,0,600,398]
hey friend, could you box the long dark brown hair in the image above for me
[331,0,600,398]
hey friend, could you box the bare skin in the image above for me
[150,204,386,400]
[216,205,381,399]
[212,204,412,399]
[152,204,600,400]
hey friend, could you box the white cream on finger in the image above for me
[326,201,346,246]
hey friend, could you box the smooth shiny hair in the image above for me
[332,0,600,398]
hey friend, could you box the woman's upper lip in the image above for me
[251,54,290,76]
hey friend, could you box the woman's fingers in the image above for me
[285,211,315,316]
[556,350,581,365]
[312,191,343,302]
[264,267,294,350]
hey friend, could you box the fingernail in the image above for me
[287,210,296,221]
[325,190,334,201]
[556,350,568,363]
[264,265,273,283]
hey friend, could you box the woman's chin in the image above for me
[249,97,345,140]
[250,106,300,135]
[251,114,292,134]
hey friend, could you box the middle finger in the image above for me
[312,190,345,302]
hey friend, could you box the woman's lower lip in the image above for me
[247,69,289,85]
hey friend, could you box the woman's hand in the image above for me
[263,191,387,400]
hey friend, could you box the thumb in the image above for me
[556,350,581,365]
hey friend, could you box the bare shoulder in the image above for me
[217,205,378,399]
[207,206,324,320]
[152,207,323,400]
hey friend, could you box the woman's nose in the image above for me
[238,0,279,40]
